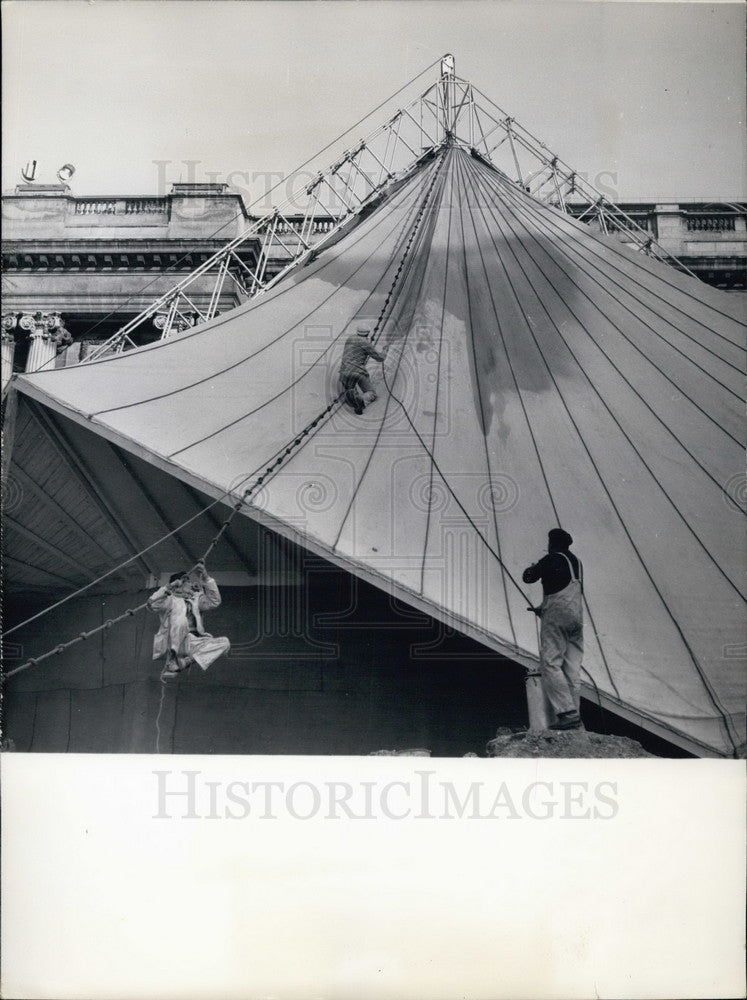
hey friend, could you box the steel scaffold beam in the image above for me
[84,57,697,359]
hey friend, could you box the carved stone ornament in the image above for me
[17,311,69,341]
[1,314,18,339]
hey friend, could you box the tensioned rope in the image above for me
[472,146,747,419]
[465,156,746,601]
[2,159,439,640]
[470,84,742,327]
[2,392,350,679]
[493,178,746,403]
[322,148,550,619]
[443,156,520,647]
[453,153,616,695]
[4,141,451,682]
[373,289,648,735]
[155,678,169,753]
[3,372,360,639]
[453,153,620,698]
[2,477,238,639]
[84,162,435,422]
[328,148,451,549]
[370,276,613,712]
[153,142,452,752]
[25,58,445,374]
[471,155,745,362]
[485,182,746,403]
[458,155,740,754]
[161,167,441,457]
[378,360,535,611]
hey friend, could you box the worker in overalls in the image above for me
[338,325,388,414]
[522,528,584,730]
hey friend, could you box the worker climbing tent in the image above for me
[11,134,746,757]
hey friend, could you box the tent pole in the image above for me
[440,54,455,135]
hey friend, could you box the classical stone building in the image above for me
[2,181,745,385]
[566,201,747,289]
[2,182,253,379]
[1,178,744,758]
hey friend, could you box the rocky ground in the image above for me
[484,726,654,758]
[371,726,655,758]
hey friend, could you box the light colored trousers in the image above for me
[539,618,583,716]
[185,634,231,671]
[539,570,584,716]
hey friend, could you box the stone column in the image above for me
[21,312,71,373]
[1,314,17,394]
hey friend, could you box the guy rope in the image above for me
[2,139,451,683]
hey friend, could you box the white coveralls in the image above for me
[539,553,584,717]
[148,576,230,671]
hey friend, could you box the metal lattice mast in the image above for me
[87,56,697,359]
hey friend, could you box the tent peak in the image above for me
[85,57,701,358]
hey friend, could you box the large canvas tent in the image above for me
[8,138,745,758]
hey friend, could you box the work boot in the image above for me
[161,650,190,679]
[343,388,363,414]
[549,711,582,731]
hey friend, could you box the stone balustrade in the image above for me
[74,198,168,216]
[3,183,248,242]
[685,215,737,232]
[273,218,338,236]
[603,214,654,235]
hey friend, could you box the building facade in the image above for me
[2,178,742,759]
[2,182,745,384]
[565,200,747,289]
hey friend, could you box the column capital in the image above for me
[20,312,73,372]
[18,311,66,337]
[153,309,198,335]
[17,311,72,346]
[1,314,18,342]
[2,317,18,391]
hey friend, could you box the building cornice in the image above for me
[2,239,259,272]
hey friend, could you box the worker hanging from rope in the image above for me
[4,144,444,687]
[523,528,584,730]
[339,324,389,415]
[147,560,230,679]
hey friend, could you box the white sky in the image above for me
[2,0,745,204]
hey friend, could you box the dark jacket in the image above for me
[522,550,582,597]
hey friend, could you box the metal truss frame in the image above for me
[89,55,695,358]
